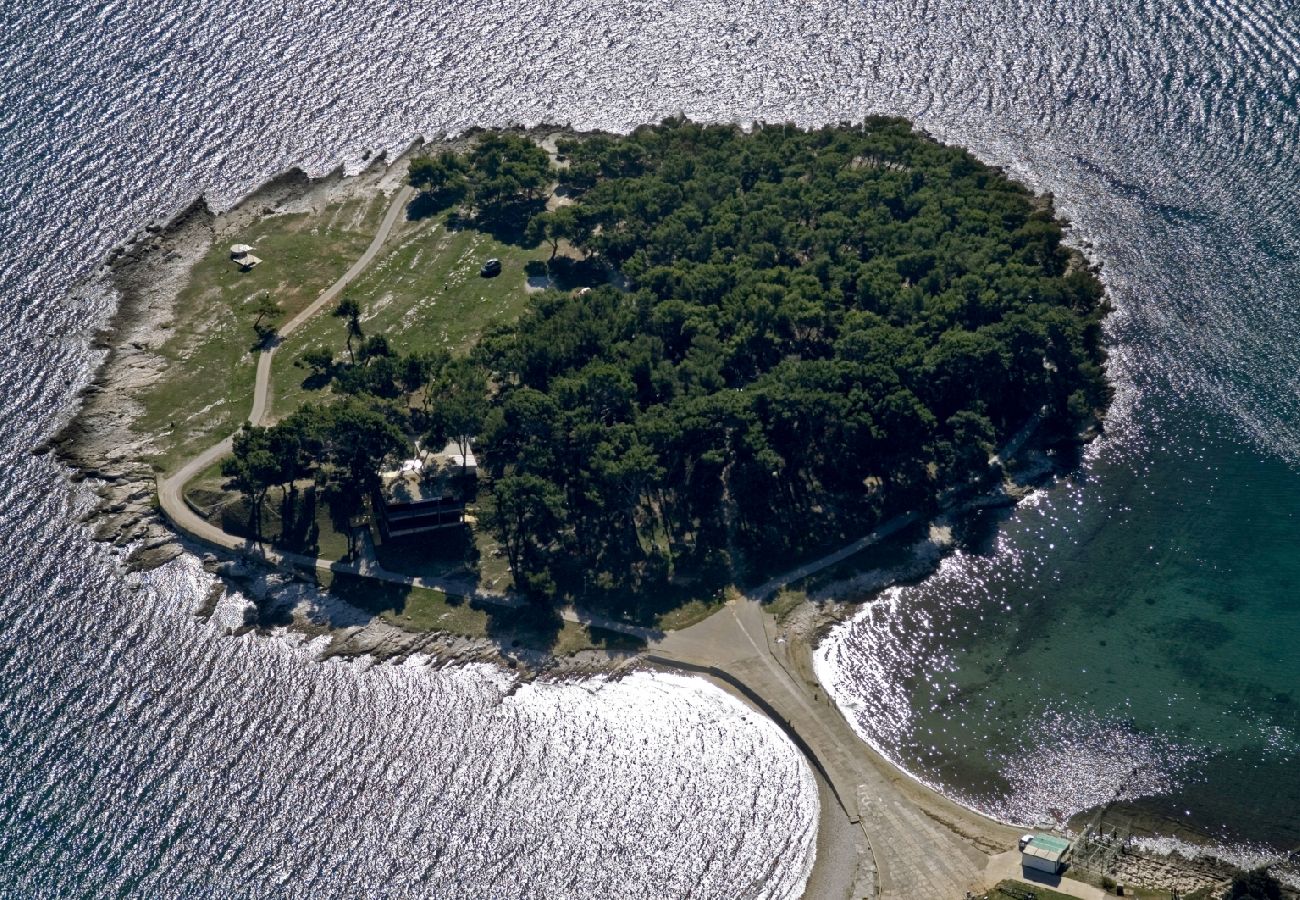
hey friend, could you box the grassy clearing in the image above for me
[768,588,809,624]
[269,210,551,420]
[337,572,642,655]
[138,195,387,471]
[375,583,491,637]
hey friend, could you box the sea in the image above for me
[2,0,1298,895]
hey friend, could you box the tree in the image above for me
[485,473,564,596]
[426,358,487,473]
[317,399,405,557]
[296,347,336,382]
[1224,869,1282,900]
[465,134,553,223]
[222,425,280,540]
[332,297,363,364]
[471,120,1108,597]
[359,334,391,364]
[408,151,468,201]
[251,293,280,342]
[525,206,585,261]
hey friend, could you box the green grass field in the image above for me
[269,210,551,421]
[137,194,388,471]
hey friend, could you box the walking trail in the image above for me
[154,184,1087,900]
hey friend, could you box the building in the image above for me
[230,243,262,271]
[1020,834,1071,875]
[376,443,477,539]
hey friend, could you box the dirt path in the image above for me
[156,185,414,546]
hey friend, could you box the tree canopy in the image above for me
[230,120,1107,603]
[475,118,1108,596]
[409,133,552,224]
[1224,869,1283,900]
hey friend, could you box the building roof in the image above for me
[1023,834,1070,862]
[237,254,263,270]
[384,469,448,505]
[230,243,252,256]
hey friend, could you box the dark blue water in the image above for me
[3,0,1300,892]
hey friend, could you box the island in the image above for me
[57,119,1149,899]
[82,119,1105,623]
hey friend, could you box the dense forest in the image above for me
[227,119,1109,604]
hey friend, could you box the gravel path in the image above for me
[156,185,414,552]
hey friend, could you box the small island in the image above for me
[61,118,1108,657]
[59,118,1211,899]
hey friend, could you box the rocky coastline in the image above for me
[40,145,645,679]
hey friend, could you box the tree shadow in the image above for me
[277,486,322,556]
[299,369,333,391]
[547,255,610,291]
[215,483,323,559]
[325,572,415,617]
[483,601,564,653]
[372,524,481,583]
[406,189,461,221]
[471,198,547,245]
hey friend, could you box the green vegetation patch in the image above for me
[768,588,809,624]
[138,194,387,471]
[270,212,551,420]
[476,118,1109,603]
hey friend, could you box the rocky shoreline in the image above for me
[43,162,362,571]
[41,142,644,680]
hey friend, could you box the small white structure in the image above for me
[1020,834,1071,875]
[230,244,262,271]
[447,447,477,473]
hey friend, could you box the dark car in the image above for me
[480,258,502,278]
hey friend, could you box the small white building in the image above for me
[1020,834,1071,875]
[230,243,262,271]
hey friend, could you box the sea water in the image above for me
[3,0,1300,893]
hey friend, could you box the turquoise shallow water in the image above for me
[819,395,1300,848]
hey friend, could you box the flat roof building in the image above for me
[376,443,477,539]
[1021,834,1071,875]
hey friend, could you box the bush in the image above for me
[1224,868,1282,900]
